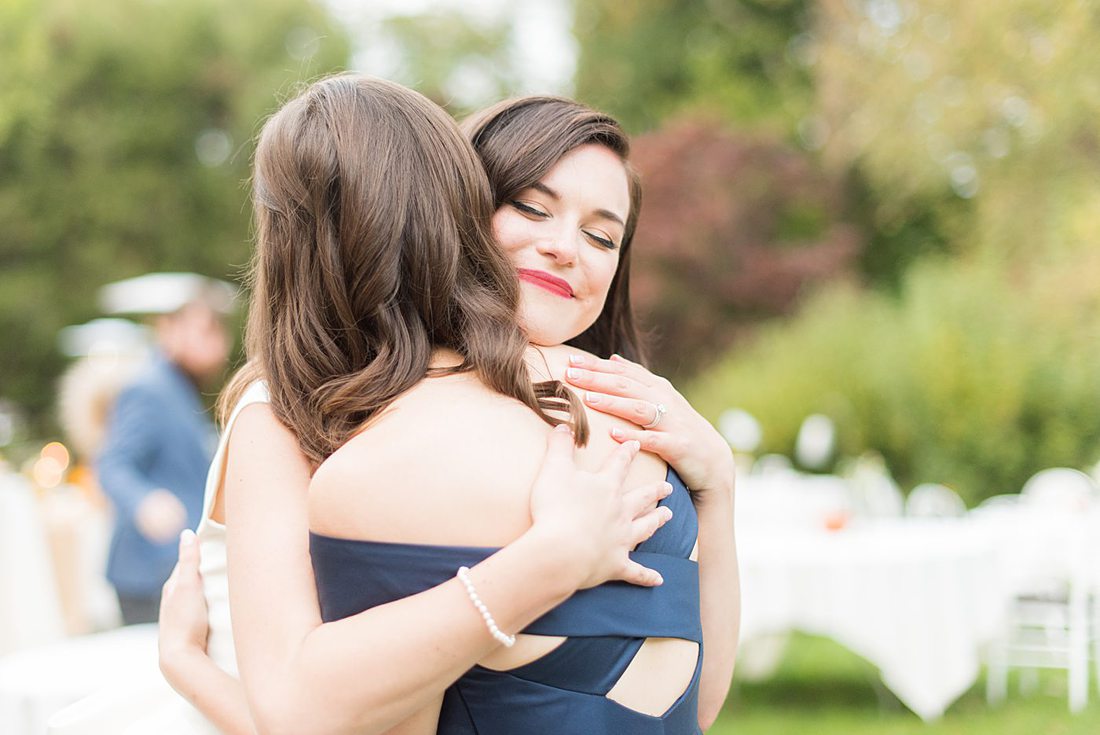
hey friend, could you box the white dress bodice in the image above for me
[47,382,270,734]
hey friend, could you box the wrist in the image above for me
[519,523,590,597]
[693,460,735,504]
[159,641,208,687]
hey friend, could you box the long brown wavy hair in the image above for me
[220,75,584,464]
[462,96,648,364]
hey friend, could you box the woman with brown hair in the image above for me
[131,77,734,734]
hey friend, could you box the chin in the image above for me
[523,315,602,350]
[525,333,568,348]
[521,321,577,349]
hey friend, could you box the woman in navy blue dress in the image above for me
[155,76,738,734]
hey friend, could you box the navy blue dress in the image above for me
[310,467,702,734]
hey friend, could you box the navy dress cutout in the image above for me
[310,467,702,734]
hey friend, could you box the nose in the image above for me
[534,225,581,266]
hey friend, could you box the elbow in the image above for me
[249,691,382,735]
[249,691,336,735]
[698,707,720,733]
[253,712,337,735]
[249,704,304,735]
[696,682,733,732]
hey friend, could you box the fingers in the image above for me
[583,393,662,428]
[608,354,641,368]
[597,438,641,485]
[542,423,578,468]
[162,565,179,598]
[621,480,674,520]
[177,529,199,573]
[631,505,674,547]
[564,367,646,399]
[617,559,665,588]
[609,426,674,456]
[568,352,658,385]
[164,529,202,602]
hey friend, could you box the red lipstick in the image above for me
[517,268,574,298]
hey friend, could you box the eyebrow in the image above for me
[530,182,627,228]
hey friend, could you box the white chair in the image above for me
[794,414,836,470]
[847,453,904,518]
[985,469,1099,713]
[905,483,966,518]
[752,453,793,477]
[1021,468,1097,512]
[1087,504,1100,698]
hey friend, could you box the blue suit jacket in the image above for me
[95,356,217,595]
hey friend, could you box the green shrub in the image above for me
[689,255,1100,505]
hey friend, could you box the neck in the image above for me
[428,347,465,370]
[523,343,571,383]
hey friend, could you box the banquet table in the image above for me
[0,624,158,735]
[0,473,66,656]
[737,513,1013,721]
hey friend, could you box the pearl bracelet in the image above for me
[457,566,516,648]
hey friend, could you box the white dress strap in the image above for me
[198,382,271,525]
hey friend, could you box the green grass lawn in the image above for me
[709,634,1100,735]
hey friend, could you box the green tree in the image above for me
[629,119,861,380]
[813,0,1100,263]
[377,10,517,112]
[689,253,1100,504]
[573,0,814,134]
[689,0,1100,499]
[0,0,349,438]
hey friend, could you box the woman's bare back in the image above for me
[309,344,699,720]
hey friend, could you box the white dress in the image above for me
[48,382,270,734]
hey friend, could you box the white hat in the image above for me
[98,272,237,316]
[57,318,151,358]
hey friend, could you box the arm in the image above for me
[693,477,739,731]
[564,353,741,730]
[162,405,668,735]
[96,383,187,543]
[95,384,162,520]
[160,530,258,735]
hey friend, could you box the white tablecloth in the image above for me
[737,516,1011,720]
[0,474,66,656]
[0,625,158,735]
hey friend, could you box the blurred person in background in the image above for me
[95,277,232,625]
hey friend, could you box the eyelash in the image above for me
[585,232,618,250]
[510,200,547,218]
[509,200,619,250]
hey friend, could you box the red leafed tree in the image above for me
[628,119,863,379]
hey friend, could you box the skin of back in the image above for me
[309,344,699,731]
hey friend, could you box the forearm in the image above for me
[695,487,739,731]
[247,528,581,735]
[96,456,156,519]
[97,388,161,519]
[163,648,258,735]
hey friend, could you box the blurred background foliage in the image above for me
[685,0,1100,502]
[0,0,349,438]
[2,0,1099,501]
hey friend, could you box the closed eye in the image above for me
[510,200,549,218]
[584,231,619,250]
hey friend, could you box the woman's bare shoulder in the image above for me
[308,374,550,545]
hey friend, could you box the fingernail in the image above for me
[662,507,674,521]
[180,529,196,546]
[584,391,600,404]
[661,482,673,498]
[554,423,572,434]
[653,573,664,585]
[568,354,584,365]
[610,354,623,361]
[566,368,581,380]
[628,440,642,453]
[610,427,625,439]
